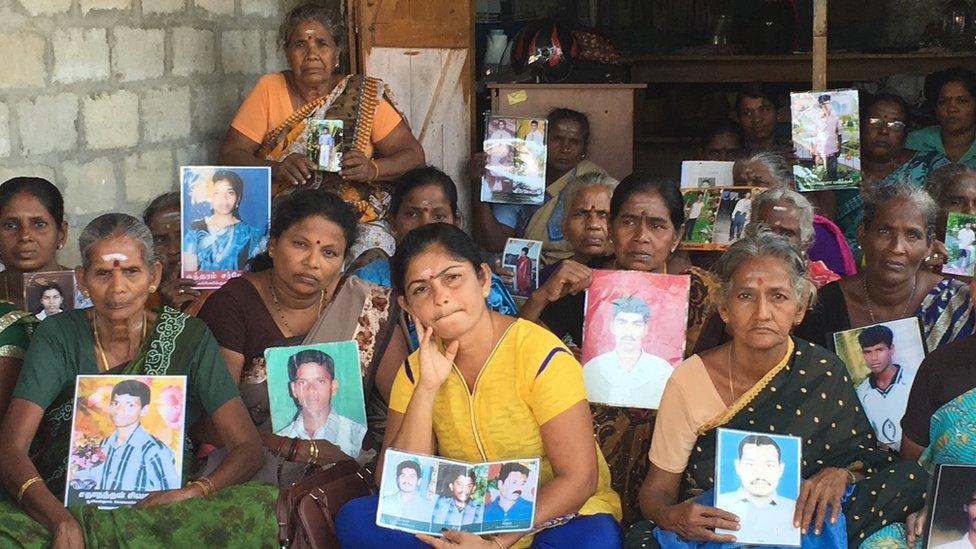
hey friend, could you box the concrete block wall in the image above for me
[0,0,293,267]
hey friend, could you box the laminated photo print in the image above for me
[831,317,927,450]
[681,189,719,245]
[265,341,367,459]
[480,115,547,205]
[923,464,976,549]
[943,211,976,277]
[377,448,539,536]
[23,270,77,321]
[502,238,542,299]
[712,188,755,245]
[65,375,187,509]
[180,166,271,289]
[581,270,690,409]
[305,119,344,173]
[715,428,802,547]
[680,161,735,189]
[790,89,861,191]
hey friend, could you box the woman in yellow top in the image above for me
[334,223,621,548]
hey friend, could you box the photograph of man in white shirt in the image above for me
[853,325,917,451]
[275,349,366,458]
[524,119,545,145]
[716,434,799,546]
[583,295,673,409]
[933,487,976,549]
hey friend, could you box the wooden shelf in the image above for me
[629,51,976,84]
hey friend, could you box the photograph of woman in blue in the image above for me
[182,168,269,288]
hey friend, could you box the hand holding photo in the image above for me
[180,166,271,289]
[502,238,542,298]
[377,448,539,536]
[581,270,690,409]
[265,341,367,459]
[831,317,926,450]
[943,212,976,277]
[715,428,802,547]
[790,89,861,191]
[65,375,187,509]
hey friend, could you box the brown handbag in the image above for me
[276,460,374,549]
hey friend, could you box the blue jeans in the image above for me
[335,495,622,548]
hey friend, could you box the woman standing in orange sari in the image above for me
[219,3,425,263]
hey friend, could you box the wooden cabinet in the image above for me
[487,83,646,181]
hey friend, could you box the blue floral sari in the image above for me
[184,220,266,270]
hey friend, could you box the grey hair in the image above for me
[924,163,976,205]
[736,151,795,188]
[278,3,346,56]
[861,181,939,239]
[712,230,816,306]
[749,188,816,248]
[561,172,617,216]
[79,213,156,269]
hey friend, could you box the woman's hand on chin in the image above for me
[134,486,200,508]
[52,518,85,549]
[662,501,739,543]
[415,317,459,394]
[273,153,317,186]
[416,530,500,548]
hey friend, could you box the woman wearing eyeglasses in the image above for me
[834,93,948,257]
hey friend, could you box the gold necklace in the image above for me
[269,279,326,337]
[92,311,148,372]
[726,343,737,403]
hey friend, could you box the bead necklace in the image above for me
[92,311,148,372]
[269,280,326,337]
[863,275,917,324]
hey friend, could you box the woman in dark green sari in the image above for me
[0,213,277,547]
[626,231,927,549]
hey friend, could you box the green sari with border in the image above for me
[625,338,928,549]
[0,307,278,548]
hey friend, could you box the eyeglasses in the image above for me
[867,118,906,131]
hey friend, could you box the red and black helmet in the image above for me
[511,20,578,82]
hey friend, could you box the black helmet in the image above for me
[511,20,578,82]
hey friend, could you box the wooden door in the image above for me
[351,0,475,218]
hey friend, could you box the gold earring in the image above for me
[149,285,157,293]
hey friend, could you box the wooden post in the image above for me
[812,0,827,90]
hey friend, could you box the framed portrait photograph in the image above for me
[580,270,690,409]
[923,464,976,549]
[679,187,762,251]
[377,448,539,536]
[715,428,802,547]
[831,317,927,450]
[943,211,976,277]
[480,115,547,205]
[23,270,77,320]
[790,89,861,191]
[264,341,367,459]
[712,188,755,245]
[180,166,271,289]
[64,375,187,509]
[502,238,542,299]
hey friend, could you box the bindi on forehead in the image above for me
[102,253,128,263]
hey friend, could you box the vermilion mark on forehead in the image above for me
[757,277,764,285]
[113,259,120,267]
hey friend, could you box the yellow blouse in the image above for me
[389,319,622,535]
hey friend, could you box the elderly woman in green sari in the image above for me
[625,231,926,549]
[0,214,276,547]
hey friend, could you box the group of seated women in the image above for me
[5,3,976,549]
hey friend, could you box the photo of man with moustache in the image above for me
[483,462,534,528]
[716,434,799,545]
